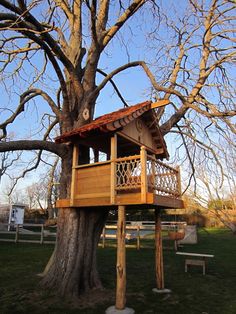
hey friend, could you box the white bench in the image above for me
[176,252,214,275]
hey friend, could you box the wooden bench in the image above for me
[176,252,214,275]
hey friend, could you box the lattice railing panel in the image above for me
[114,154,181,197]
[147,156,180,197]
[116,156,141,190]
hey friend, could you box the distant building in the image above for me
[0,204,26,230]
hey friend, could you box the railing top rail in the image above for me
[72,154,178,174]
[73,155,141,169]
[147,155,179,173]
[115,155,141,162]
[74,160,111,169]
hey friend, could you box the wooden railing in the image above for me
[147,155,181,197]
[73,151,181,201]
[115,155,141,190]
[114,152,181,198]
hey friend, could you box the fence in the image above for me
[0,223,56,244]
[0,221,186,249]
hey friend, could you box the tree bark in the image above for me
[41,137,109,297]
[41,206,109,296]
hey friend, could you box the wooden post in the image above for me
[137,225,140,250]
[40,224,44,244]
[151,154,156,191]
[70,145,79,206]
[110,135,117,204]
[155,209,164,290]
[141,146,147,203]
[116,205,126,310]
[94,149,99,162]
[15,224,19,243]
[102,227,106,248]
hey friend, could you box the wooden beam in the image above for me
[56,199,70,208]
[153,195,184,208]
[155,209,164,290]
[116,205,126,310]
[151,100,170,109]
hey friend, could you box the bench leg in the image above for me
[185,259,206,275]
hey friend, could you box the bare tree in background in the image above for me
[144,0,236,190]
[45,156,60,219]
[195,171,236,234]
[192,139,236,234]
[0,0,235,299]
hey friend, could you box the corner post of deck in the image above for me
[141,146,147,203]
[70,145,79,206]
[110,134,117,204]
[151,154,156,190]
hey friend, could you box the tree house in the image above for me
[55,100,184,313]
[56,100,184,210]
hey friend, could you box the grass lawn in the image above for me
[0,228,236,314]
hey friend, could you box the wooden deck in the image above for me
[57,154,184,209]
[57,193,184,209]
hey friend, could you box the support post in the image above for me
[116,205,126,310]
[155,209,164,290]
[15,224,19,243]
[40,224,44,244]
[110,135,117,204]
[137,225,140,250]
[140,146,147,203]
[106,205,134,314]
[152,209,171,294]
[102,227,106,248]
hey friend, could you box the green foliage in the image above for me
[0,229,236,313]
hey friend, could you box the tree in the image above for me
[46,156,60,219]
[144,0,236,190]
[0,0,235,300]
[197,171,236,234]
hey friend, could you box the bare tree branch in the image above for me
[0,140,68,158]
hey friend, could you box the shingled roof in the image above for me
[55,100,169,158]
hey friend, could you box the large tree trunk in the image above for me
[41,207,108,296]
[41,132,109,297]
